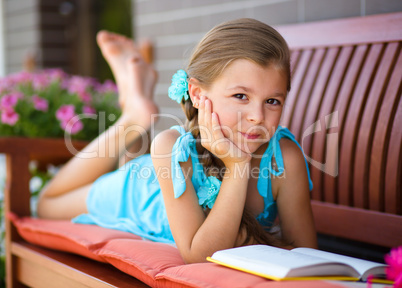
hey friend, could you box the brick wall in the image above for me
[133,0,402,133]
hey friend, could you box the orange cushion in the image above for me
[9,213,345,288]
[8,212,141,262]
[98,239,184,287]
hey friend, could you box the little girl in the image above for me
[37,18,317,264]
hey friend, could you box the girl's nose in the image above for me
[246,105,264,124]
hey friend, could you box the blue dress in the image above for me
[72,125,312,244]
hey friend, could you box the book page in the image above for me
[210,245,353,279]
[292,248,386,280]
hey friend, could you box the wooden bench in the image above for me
[276,12,402,260]
[2,12,401,287]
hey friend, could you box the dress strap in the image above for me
[169,126,222,209]
[257,126,313,198]
[170,126,198,198]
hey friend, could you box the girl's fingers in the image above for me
[198,96,204,125]
[204,98,212,130]
[211,112,232,157]
[211,112,224,139]
[198,96,208,142]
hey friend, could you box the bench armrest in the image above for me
[0,137,87,217]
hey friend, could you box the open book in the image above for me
[207,245,387,281]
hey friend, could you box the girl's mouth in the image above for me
[240,132,260,140]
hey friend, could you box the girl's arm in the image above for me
[152,97,253,263]
[273,138,318,249]
[151,129,250,263]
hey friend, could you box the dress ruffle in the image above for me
[197,176,221,209]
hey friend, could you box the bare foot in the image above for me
[97,30,158,129]
[97,31,155,108]
[123,57,159,130]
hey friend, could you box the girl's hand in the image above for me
[198,96,251,168]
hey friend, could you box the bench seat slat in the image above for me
[303,48,338,155]
[333,45,366,206]
[323,46,360,205]
[292,49,327,142]
[352,44,386,209]
[384,93,402,215]
[354,42,399,211]
[282,49,313,128]
[303,48,339,200]
[290,50,302,75]
[339,44,381,208]
[313,46,353,203]
[378,45,401,214]
[355,42,400,212]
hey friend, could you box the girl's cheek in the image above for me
[268,110,282,126]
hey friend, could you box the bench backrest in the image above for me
[277,12,402,248]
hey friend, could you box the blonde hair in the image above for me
[187,18,290,89]
[181,18,290,246]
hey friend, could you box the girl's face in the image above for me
[201,59,287,154]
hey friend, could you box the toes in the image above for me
[127,56,143,70]
[96,30,112,45]
[138,39,153,64]
[131,56,142,63]
[97,30,132,47]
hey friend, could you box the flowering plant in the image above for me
[0,69,121,140]
[0,70,122,285]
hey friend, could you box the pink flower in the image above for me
[65,76,94,95]
[46,69,66,82]
[96,79,118,93]
[32,74,51,90]
[385,246,402,287]
[78,91,92,103]
[61,117,83,134]
[9,71,32,84]
[1,108,19,125]
[0,92,22,110]
[32,95,48,111]
[0,82,7,94]
[56,105,75,122]
[83,106,96,115]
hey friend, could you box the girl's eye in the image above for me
[233,94,247,100]
[266,98,281,105]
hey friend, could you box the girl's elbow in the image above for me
[181,252,209,264]
[179,244,211,264]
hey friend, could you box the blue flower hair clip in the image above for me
[168,69,189,103]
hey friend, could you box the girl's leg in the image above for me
[37,31,158,220]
